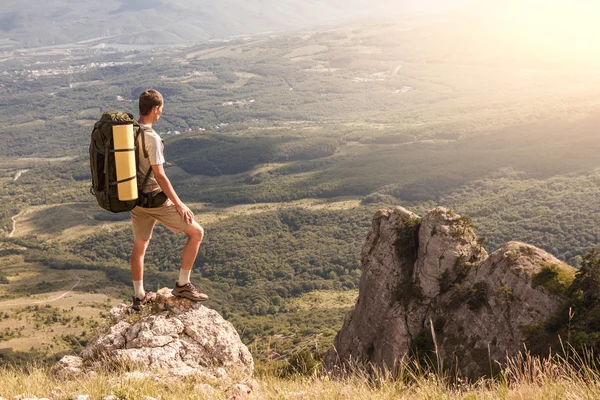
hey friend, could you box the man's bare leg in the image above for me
[131,239,150,299]
[180,221,204,274]
[173,221,208,301]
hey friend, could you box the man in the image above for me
[130,89,208,311]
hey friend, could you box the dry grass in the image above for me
[6,120,46,130]
[222,71,261,89]
[0,258,121,354]
[290,290,358,310]
[0,156,75,170]
[0,262,109,299]
[12,203,130,241]
[9,196,361,242]
[284,44,328,59]
[2,351,600,399]
[0,288,116,354]
[184,198,363,229]
[252,349,600,399]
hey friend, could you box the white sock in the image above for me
[133,280,145,299]
[178,269,191,285]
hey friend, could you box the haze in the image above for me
[458,0,600,65]
[0,0,464,49]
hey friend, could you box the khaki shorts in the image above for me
[131,199,191,240]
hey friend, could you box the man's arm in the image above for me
[151,163,194,225]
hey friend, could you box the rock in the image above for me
[50,355,83,379]
[242,379,261,392]
[81,321,130,360]
[75,288,253,378]
[232,379,262,399]
[326,207,574,379]
[154,287,194,313]
[72,396,89,400]
[101,397,116,400]
[228,383,252,399]
[109,304,129,323]
[194,384,216,397]
[49,387,66,399]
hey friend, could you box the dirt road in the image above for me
[0,278,82,308]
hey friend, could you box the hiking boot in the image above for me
[172,281,208,302]
[131,291,157,312]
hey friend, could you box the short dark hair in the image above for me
[139,89,163,116]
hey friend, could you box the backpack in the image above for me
[89,111,150,213]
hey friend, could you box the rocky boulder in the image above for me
[325,207,575,379]
[55,287,253,379]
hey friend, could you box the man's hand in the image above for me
[175,202,194,225]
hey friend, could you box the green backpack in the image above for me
[89,111,149,213]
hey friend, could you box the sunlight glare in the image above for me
[469,0,600,64]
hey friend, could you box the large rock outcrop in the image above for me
[54,288,253,379]
[326,207,574,379]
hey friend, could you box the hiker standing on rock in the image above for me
[129,89,208,311]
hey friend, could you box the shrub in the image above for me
[532,262,575,295]
[467,282,488,311]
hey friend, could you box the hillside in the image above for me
[0,0,460,49]
[4,207,600,399]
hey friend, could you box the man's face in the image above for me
[153,104,163,122]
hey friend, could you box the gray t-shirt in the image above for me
[137,124,165,194]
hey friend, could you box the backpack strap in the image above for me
[140,167,153,188]
[139,125,150,159]
[110,175,137,186]
[137,124,153,192]
[104,144,109,175]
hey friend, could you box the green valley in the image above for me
[2,3,600,368]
